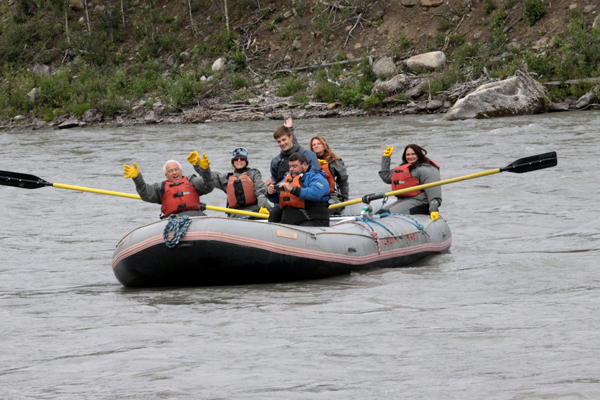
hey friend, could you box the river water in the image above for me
[1,112,598,399]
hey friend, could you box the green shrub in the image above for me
[524,0,545,26]
[492,11,508,29]
[339,79,372,106]
[277,76,308,97]
[273,13,284,23]
[362,93,384,109]
[71,103,92,116]
[312,81,339,103]
[292,92,310,104]
[484,0,496,16]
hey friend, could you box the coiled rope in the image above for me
[163,214,192,248]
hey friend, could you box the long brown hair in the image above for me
[309,136,340,162]
[402,144,435,167]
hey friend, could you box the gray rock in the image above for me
[427,100,443,110]
[372,74,425,98]
[94,5,105,12]
[416,102,427,110]
[582,5,596,13]
[58,118,80,129]
[207,76,215,82]
[130,106,146,119]
[284,11,293,18]
[575,91,599,109]
[594,15,600,29]
[200,76,207,81]
[401,0,419,6]
[421,0,444,6]
[144,111,157,124]
[547,102,570,112]
[442,72,546,120]
[32,64,50,75]
[167,55,177,66]
[212,58,226,72]
[82,109,103,122]
[474,31,482,39]
[406,51,447,72]
[14,115,27,121]
[69,0,84,10]
[179,51,191,61]
[373,57,397,77]
[292,39,301,49]
[161,72,170,79]
[27,88,38,102]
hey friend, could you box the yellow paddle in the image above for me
[0,170,268,219]
[330,152,558,209]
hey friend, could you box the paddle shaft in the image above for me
[2,174,268,219]
[329,168,500,209]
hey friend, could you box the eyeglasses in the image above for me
[232,157,246,162]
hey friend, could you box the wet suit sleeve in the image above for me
[332,159,350,200]
[211,171,229,193]
[133,173,163,204]
[378,156,393,184]
[190,165,216,195]
[414,165,442,212]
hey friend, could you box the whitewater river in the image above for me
[1,111,598,399]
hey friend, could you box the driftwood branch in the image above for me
[342,13,363,49]
[274,56,373,74]
[541,77,600,87]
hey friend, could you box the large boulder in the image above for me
[575,91,599,109]
[406,51,446,72]
[81,108,103,123]
[442,72,546,120]
[373,57,397,77]
[372,74,425,98]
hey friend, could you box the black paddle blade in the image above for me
[0,170,52,189]
[500,152,557,174]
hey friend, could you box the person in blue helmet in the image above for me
[210,147,270,218]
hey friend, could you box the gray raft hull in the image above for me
[112,214,452,288]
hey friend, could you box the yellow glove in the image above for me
[383,145,393,157]
[187,151,201,166]
[259,207,270,216]
[318,159,327,165]
[123,162,139,179]
[430,211,439,221]
[199,153,210,170]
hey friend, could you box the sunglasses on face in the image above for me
[233,157,247,162]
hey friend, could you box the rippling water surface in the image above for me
[1,112,599,399]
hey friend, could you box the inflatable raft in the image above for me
[112,213,452,288]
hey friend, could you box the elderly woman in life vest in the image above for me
[309,135,349,215]
[210,147,270,218]
[378,144,441,220]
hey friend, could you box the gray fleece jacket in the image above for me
[133,166,215,204]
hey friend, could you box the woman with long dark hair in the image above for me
[309,135,350,215]
[378,144,441,219]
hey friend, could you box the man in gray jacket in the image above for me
[123,152,215,218]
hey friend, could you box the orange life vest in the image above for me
[279,173,305,209]
[226,172,257,209]
[161,177,201,216]
[391,161,440,198]
[318,160,336,193]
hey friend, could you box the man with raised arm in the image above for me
[123,151,215,218]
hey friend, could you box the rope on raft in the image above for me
[163,214,192,248]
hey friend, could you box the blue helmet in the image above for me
[231,147,249,165]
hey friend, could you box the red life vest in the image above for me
[318,159,336,194]
[226,172,257,209]
[391,161,440,198]
[161,177,201,216]
[279,173,305,209]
